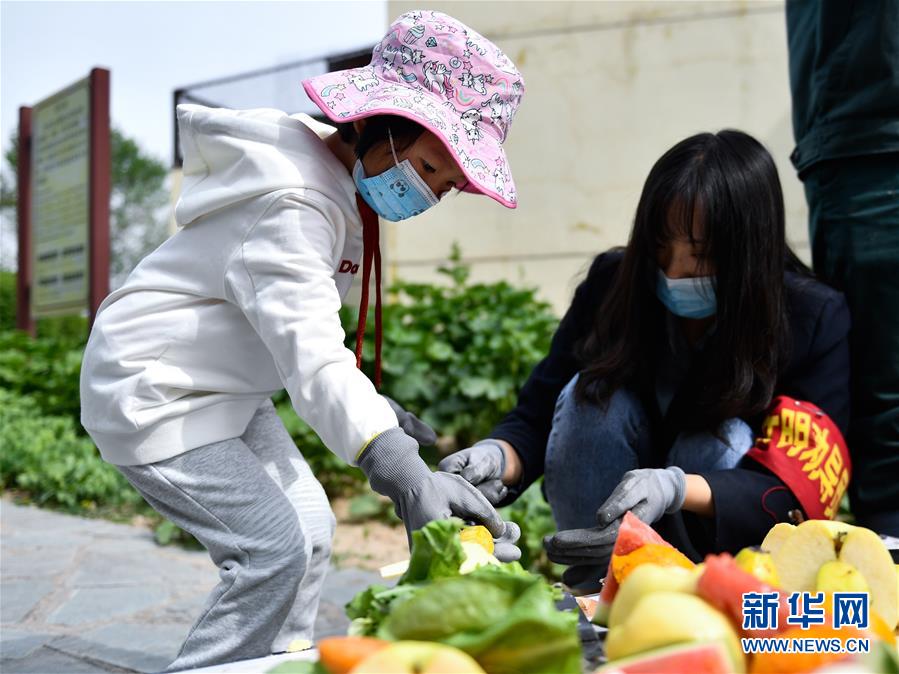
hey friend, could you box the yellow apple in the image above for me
[350,641,485,674]
[816,560,869,594]
[608,563,699,629]
[838,527,898,630]
[458,541,501,575]
[605,591,745,672]
[760,522,795,556]
[767,520,838,592]
[734,547,781,587]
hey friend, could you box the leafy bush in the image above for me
[0,330,84,429]
[500,480,564,579]
[0,271,15,330]
[0,246,561,560]
[346,244,558,448]
[0,390,141,512]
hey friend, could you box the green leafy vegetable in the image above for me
[399,517,467,584]
[345,584,420,637]
[379,566,581,674]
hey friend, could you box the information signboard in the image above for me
[30,77,91,317]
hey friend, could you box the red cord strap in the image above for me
[354,194,383,390]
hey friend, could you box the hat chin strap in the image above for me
[354,193,383,389]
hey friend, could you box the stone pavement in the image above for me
[0,497,381,674]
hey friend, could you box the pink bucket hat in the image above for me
[303,10,525,208]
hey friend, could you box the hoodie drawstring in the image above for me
[354,194,383,389]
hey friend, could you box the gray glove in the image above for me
[359,427,511,546]
[596,467,686,526]
[543,467,686,567]
[383,396,438,446]
[492,521,522,563]
[437,440,507,505]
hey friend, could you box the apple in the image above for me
[608,563,699,629]
[838,527,897,630]
[459,541,501,575]
[816,560,870,594]
[764,520,839,592]
[760,522,795,556]
[350,641,485,674]
[762,520,898,631]
[605,591,745,672]
[734,547,781,587]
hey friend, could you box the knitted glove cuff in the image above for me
[358,427,431,496]
[664,465,687,514]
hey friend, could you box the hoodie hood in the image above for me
[174,104,358,227]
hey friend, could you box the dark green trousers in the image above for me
[803,152,899,534]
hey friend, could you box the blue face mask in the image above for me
[353,129,439,222]
[656,269,717,319]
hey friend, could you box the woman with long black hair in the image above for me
[440,129,852,589]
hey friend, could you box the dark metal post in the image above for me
[88,67,110,331]
[16,106,35,337]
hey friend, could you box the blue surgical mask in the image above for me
[656,269,717,319]
[353,129,439,222]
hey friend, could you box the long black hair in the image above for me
[575,129,810,424]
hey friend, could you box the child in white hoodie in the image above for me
[79,10,525,671]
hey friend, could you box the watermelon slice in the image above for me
[594,512,677,625]
[696,553,789,638]
[597,641,733,674]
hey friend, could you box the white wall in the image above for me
[385,0,806,315]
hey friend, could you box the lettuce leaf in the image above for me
[345,583,420,637]
[378,566,581,674]
[398,517,467,584]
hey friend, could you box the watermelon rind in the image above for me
[596,640,732,674]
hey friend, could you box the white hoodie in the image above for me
[80,104,397,466]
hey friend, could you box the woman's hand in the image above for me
[438,439,523,505]
[544,468,716,567]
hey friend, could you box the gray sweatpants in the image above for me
[117,399,336,673]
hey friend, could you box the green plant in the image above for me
[0,390,140,511]
[0,330,85,429]
[345,244,558,448]
[500,480,564,580]
[0,271,15,330]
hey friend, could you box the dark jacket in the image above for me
[492,251,851,559]
[787,0,899,175]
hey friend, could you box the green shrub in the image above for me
[0,330,84,429]
[0,390,140,511]
[0,271,15,331]
[500,480,564,579]
[345,245,558,448]
[0,246,561,559]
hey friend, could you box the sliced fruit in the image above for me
[350,641,485,674]
[608,563,698,629]
[747,624,863,674]
[458,541,501,575]
[696,553,790,638]
[838,526,899,630]
[596,641,733,674]
[768,519,839,592]
[816,560,870,594]
[611,543,695,584]
[460,525,494,554]
[379,560,409,579]
[734,546,781,587]
[605,591,745,672]
[594,512,678,625]
[319,636,389,674]
[760,522,795,557]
